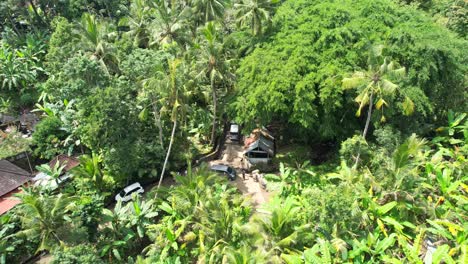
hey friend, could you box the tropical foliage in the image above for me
[0,0,466,263]
[231,0,467,141]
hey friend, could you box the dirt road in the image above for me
[209,142,270,208]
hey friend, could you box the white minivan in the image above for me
[115,182,144,202]
[229,123,240,142]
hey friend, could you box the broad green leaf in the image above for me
[382,216,404,231]
[377,201,397,215]
[100,245,111,256]
[137,225,145,238]
[159,202,174,214]
[451,113,466,127]
[280,253,302,264]
[374,233,396,253]
[113,249,122,261]
[166,228,175,242]
[138,108,148,121]
[449,138,463,145]
[431,245,453,264]
[459,244,467,264]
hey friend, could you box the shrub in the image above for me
[52,244,104,264]
[32,116,67,159]
[339,135,371,167]
[301,184,362,237]
[19,93,36,107]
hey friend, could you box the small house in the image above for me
[244,136,275,164]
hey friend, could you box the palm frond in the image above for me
[381,79,398,94]
[342,72,366,89]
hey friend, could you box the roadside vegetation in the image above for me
[0,0,466,263]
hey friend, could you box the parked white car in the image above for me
[115,182,144,202]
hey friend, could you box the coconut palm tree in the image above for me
[120,0,153,48]
[13,189,76,253]
[342,45,414,167]
[245,196,311,262]
[150,0,191,47]
[155,59,184,195]
[141,73,167,150]
[190,0,229,23]
[196,22,232,145]
[342,45,413,139]
[234,0,275,36]
[77,13,119,74]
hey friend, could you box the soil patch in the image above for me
[209,143,270,208]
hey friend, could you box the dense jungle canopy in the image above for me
[0,0,466,263]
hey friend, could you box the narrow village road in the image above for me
[209,142,270,208]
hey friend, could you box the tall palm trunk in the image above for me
[8,16,20,35]
[354,91,374,168]
[29,1,46,25]
[155,119,177,197]
[152,104,165,150]
[210,79,217,146]
[38,1,50,23]
[362,91,374,139]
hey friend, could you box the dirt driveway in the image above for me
[209,142,270,208]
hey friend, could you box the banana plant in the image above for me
[348,232,397,263]
[128,195,159,238]
[434,167,462,196]
[436,111,467,137]
[100,201,138,262]
[0,216,15,264]
[99,233,135,262]
[265,162,316,196]
[35,161,67,191]
[427,219,465,247]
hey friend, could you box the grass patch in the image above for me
[274,144,313,168]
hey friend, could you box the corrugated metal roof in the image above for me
[245,136,275,156]
[0,160,31,197]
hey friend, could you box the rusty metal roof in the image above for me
[49,154,80,172]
